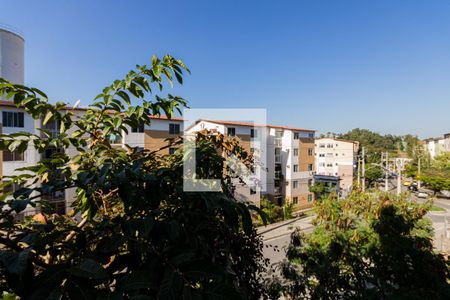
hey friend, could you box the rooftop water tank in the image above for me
[0,25,24,84]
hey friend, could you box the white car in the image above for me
[417,192,428,199]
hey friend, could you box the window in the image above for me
[336,153,339,156]
[227,127,236,136]
[169,123,180,135]
[250,128,257,138]
[308,179,313,186]
[293,164,299,172]
[293,180,298,189]
[319,162,325,167]
[308,164,313,171]
[293,132,300,140]
[3,150,24,162]
[2,181,21,194]
[293,197,298,204]
[327,143,333,148]
[308,133,314,138]
[293,148,299,156]
[43,147,63,159]
[250,186,257,195]
[308,194,313,202]
[308,148,313,156]
[108,133,122,144]
[326,163,333,167]
[319,143,325,148]
[326,153,333,158]
[319,153,325,157]
[2,111,24,127]
[169,147,177,155]
[132,124,144,133]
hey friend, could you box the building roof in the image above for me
[0,101,184,121]
[315,137,359,145]
[149,115,183,121]
[196,119,315,132]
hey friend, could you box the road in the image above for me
[259,216,314,265]
[260,192,450,266]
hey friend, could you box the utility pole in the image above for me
[396,158,402,196]
[383,152,389,192]
[361,147,366,192]
[417,156,422,190]
[357,156,361,189]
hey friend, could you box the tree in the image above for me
[419,152,450,194]
[309,182,333,200]
[364,165,383,187]
[0,56,270,299]
[277,192,450,299]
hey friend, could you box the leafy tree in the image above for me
[260,198,284,224]
[364,165,383,187]
[0,56,270,299]
[278,192,450,299]
[419,153,450,194]
[339,128,402,161]
[309,182,334,200]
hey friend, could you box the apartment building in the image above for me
[424,133,450,159]
[187,120,316,209]
[120,115,184,155]
[315,138,359,194]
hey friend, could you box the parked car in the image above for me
[417,192,428,199]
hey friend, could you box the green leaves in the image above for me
[0,55,268,299]
[68,259,109,280]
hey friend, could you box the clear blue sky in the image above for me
[2,0,450,138]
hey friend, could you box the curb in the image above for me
[257,214,313,236]
[262,225,315,242]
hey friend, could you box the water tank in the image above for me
[0,26,24,84]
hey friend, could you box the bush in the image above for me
[278,191,450,299]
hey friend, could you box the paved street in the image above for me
[258,216,314,265]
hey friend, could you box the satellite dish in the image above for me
[73,99,81,109]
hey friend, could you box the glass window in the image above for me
[2,181,21,194]
[132,124,145,133]
[3,150,24,162]
[308,194,313,202]
[308,164,313,171]
[169,147,177,155]
[293,148,299,156]
[293,180,298,189]
[308,148,313,156]
[250,128,257,138]
[227,127,236,136]
[293,164,299,172]
[2,111,24,127]
[293,197,298,204]
[293,132,300,140]
[169,123,180,135]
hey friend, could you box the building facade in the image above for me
[186,120,316,210]
[314,138,359,194]
[424,133,450,159]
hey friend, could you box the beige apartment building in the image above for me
[315,138,359,194]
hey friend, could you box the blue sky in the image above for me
[2,0,450,138]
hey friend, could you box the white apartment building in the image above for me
[424,133,450,159]
[187,120,316,209]
[315,138,359,193]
